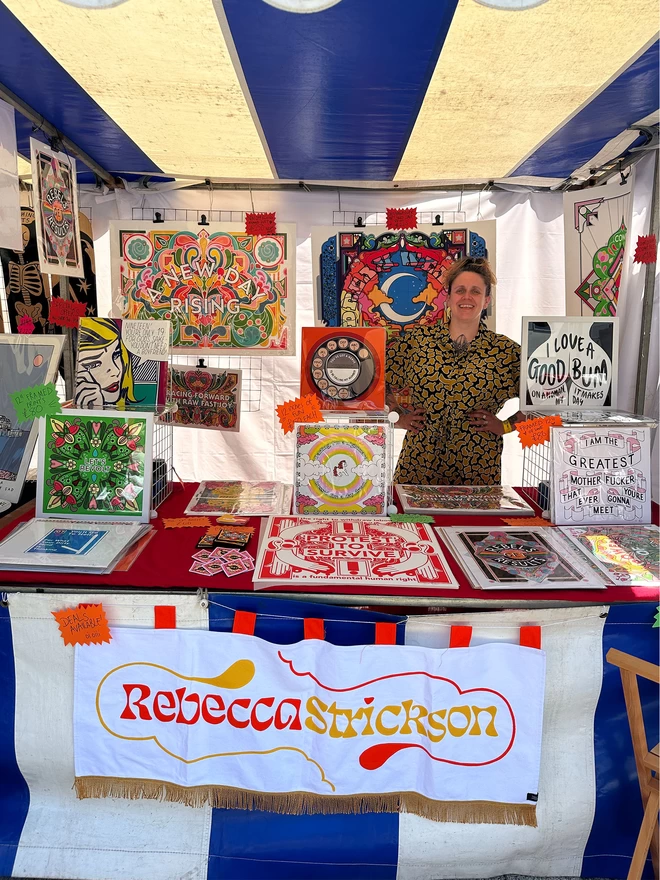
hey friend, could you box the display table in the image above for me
[1,482,657,607]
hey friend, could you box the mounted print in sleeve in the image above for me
[169,363,241,431]
[51,211,98,319]
[112,221,295,354]
[30,138,83,278]
[520,317,618,410]
[74,627,545,826]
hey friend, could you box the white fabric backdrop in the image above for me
[0,98,21,252]
[82,164,656,496]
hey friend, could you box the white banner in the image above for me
[74,628,545,824]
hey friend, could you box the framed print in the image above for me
[294,423,388,515]
[397,485,533,516]
[520,316,618,410]
[438,527,606,590]
[37,409,154,523]
[74,318,170,410]
[559,525,660,587]
[169,363,241,431]
[112,221,295,354]
[550,426,651,525]
[30,137,83,277]
[0,334,64,503]
[300,327,386,411]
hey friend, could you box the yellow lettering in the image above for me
[469,706,498,737]
[327,702,358,738]
[304,696,328,734]
[375,705,401,736]
[427,709,446,743]
[353,705,375,736]
[447,706,471,737]
[399,699,428,737]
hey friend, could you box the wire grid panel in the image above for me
[131,208,247,225]
[152,419,173,510]
[521,441,552,512]
[331,211,467,227]
[169,354,263,412]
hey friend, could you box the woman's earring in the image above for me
[444,304,451,323]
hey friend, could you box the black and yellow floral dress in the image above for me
[385,323,520,485]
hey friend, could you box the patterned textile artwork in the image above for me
[169,364,241,431]
[112,221,295,354]
[30,138,83,278]
[51,212,98,319]
[564,179,632,317]
[311,222,495,332]
[559,524,660,587]
[0,204,51,333]
[294,424,388,515]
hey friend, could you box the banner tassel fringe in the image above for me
[74,777,537,827]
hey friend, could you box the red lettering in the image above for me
[227,698,251,728]
[153,690,176,722]
[120,684,152,720]
[201,694,226,724]
[175,687,201,725]
[250,697,275,731]
[275,698,302,731]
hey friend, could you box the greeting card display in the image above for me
[294,424,388,515]
[559,525,660,587]
[0,334,64,504]
[550,426,651,525]
[185,480,287,517]
[438,527,606,590]
[520,317,618,410]
[300,327,386,411]
[169,364,241,431]
[112,221,295,354]
[397,485,533,516]
[254,517,459,590]
[37,410,154,523]
[74,318,170,410]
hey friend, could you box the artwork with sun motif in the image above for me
[311,222,495,332]
[112,221,295,354]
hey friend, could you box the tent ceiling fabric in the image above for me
[0,0,658,185]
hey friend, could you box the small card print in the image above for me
[222,559,248,577]
[196,534,217,549]
[192,550,214,563]
[189,561,216,577]
[239,551,255,571]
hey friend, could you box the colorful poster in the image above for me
[254,517,458,589]
[169,364,241,431]
[559,525,660,587]
[520,317,618,410]
[397,485,533,516]
[439,527,606,590]
[550,426,652,526]
[311,222,496,331]
[30,138,83,277]
[36,409,154,523]
[112,221,295,354]
[74,627,544,825]
[564,179,632,317]
[74,318,170,409]
[0,204,51,333]
[0,334,64,503]
[294,424,388,515]
[300,327,386,411]
[185,480,286,516]
[51,211,98,319]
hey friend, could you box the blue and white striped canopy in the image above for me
[0,0,658,186]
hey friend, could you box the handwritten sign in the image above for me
[123,319,170,360]
[52,603,111,646]
[17,315,35,334]
[515,415,562,448]
[634,234,657,265]
[653,606,659,628]
[502,516,550,527]
[162,516,212,528]
[277,394,324,434]
[10,382,61,423]
[388,513,434,523]
[49,297,87,329]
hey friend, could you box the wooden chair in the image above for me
[606,648,660,880]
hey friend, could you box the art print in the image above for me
[37,409,154,523]
[520,317,618,410]
[551,427,652,525]
[294,424,388,515]
[51,212,98,319]
[254,517,458,590]
[439,527,605,590]
[112,221,295,354]
[185,480,285,516]
[0,205,51,333]
[74,318,170,410]
[311,222,496,331]
[564,179,632,317]
[559,525,660,587]
[397,484,533,516]
[30,138,83,277]
[0,335,64,503]
[169,364,241,431]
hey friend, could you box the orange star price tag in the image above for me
[52,603,111,647]
[515,415,563,448]
[276,394,324,434]
[162,517,212,528]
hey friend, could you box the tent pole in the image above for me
[0,83,118,189]
[634,151,659,415]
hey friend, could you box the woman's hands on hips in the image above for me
[467,409,504,435]
[396,406,427,434]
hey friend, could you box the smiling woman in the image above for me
[386,256,523,486]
